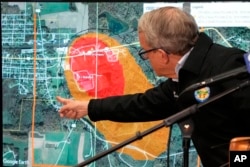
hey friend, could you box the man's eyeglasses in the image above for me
[138,48,160,60]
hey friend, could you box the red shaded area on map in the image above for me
[68,37,124,98]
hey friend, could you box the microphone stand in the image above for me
[75,80,250,167]
[178,118,194,167]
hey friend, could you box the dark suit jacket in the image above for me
[88,33,250,167]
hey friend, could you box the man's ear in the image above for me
[159,49,169,64]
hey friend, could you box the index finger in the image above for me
[56,96,68,105]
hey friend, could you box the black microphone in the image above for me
[179,52,250,97]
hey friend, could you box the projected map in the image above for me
[2,2,250,167]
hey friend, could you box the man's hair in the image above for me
[138,6,199,55]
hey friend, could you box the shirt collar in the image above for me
[173,48,193,82]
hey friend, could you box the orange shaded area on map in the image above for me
[64,33,169,160]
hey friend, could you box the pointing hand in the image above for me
[56,96,89,119]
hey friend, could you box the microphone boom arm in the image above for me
[179,66,248,97]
